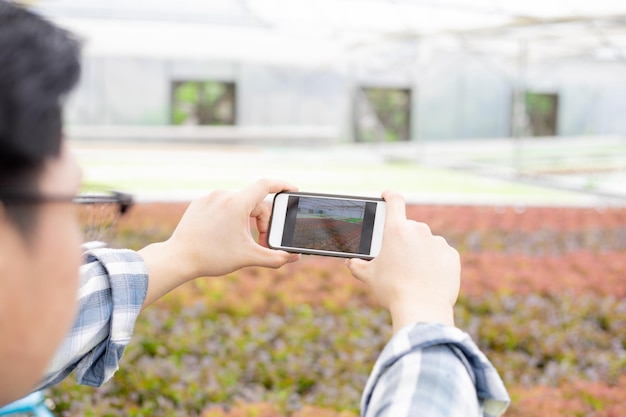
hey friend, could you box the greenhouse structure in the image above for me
[33,0,626,145]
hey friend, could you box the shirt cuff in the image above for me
[361,322,510,417]
[75,248,148,386]
[38,248,148,389]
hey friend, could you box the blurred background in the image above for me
[11,2,625,416]
[25,0,626,206]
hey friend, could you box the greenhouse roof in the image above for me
[31,0,626,69]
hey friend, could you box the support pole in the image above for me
[512,40,528,176]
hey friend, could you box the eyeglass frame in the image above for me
[0,190,134,215]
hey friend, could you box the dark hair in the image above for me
[0,0,82,235]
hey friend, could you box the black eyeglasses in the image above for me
[0,190,133,215]
[0,190,134,244]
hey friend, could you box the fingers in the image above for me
[345,190,407,287]
[381,190,407,228]
[245,178,298,209]
[252,201,272,235]
[241,179,301,269]
[345,257,371,283]
[252,247,300,269]
[248,179,298,222]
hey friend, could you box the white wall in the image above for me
[64,54,626,141]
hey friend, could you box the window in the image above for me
[353,87,412,142]
[524,92,559,137]
[171,81,236,125]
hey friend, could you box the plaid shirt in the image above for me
[361,323,510,417]
[37,249,509,416]
[37,248,148,390]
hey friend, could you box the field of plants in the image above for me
[293,218,363,253]
[46,201,626,416]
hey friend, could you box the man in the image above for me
[0,1,509,415]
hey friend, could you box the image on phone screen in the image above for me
[282,195,377,255]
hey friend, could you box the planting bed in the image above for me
[47,202,626,416]
[293,218,363,253]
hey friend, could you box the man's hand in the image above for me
[139,179,300,308]
[346,190,460,333]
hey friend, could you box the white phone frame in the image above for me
[268,191,386,259]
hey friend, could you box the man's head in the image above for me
[0,0,84,405]
[0,0,81,234]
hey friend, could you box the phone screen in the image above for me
[280,195,377,255]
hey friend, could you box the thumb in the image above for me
[254,246,300,269]
[345,257,372,284]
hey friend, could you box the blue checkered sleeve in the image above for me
[36,248,148,390]
[361,323,510,417]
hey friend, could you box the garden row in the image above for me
[45,202,626,416]
[115,203,626,235]
[48,296,625,416]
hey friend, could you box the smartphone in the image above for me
[268,191,386,259]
